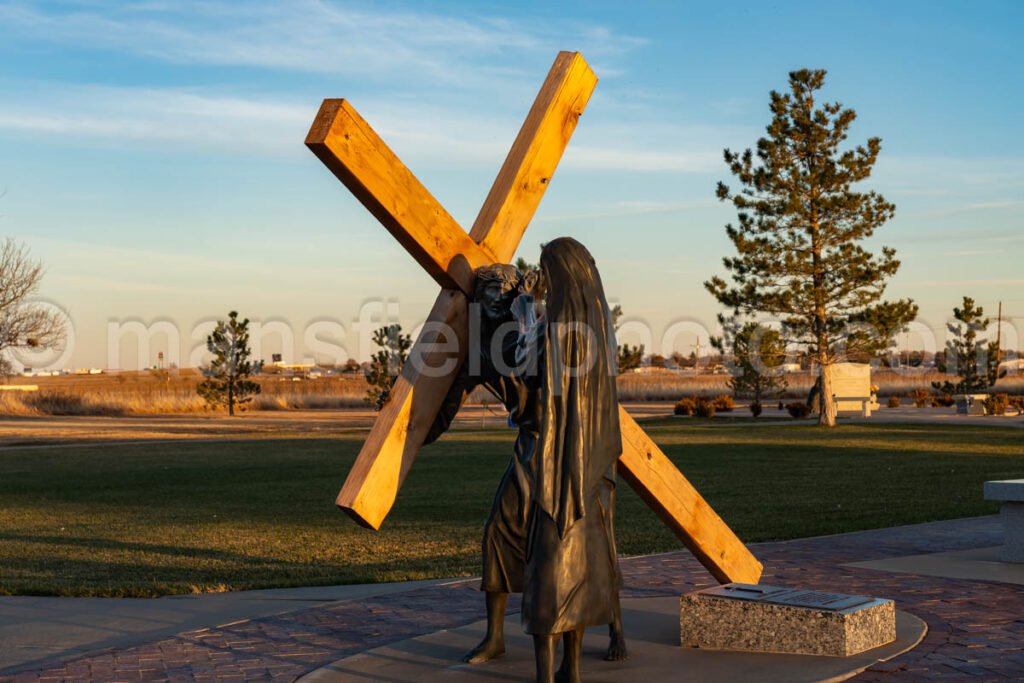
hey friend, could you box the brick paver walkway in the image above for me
[2,516,1021,682]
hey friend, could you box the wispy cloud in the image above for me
[536,198,718,223]
[33,235,411,294]
[0,3,770,173]
[565,146,720,172]
[0,79,742,173]
[0,84,311,155]
[0,1,644,86]
[904,278,1024,288]
[0,0,718,172]
[963,199,1024,210]
[876,156,1024,194]
[889,230,1023,249]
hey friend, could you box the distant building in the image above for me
[273,363,317,379]
[999,358,1024,374]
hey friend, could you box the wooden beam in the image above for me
[337,288,468,529]
[332,52,598,529]
[305,99,495,296]
[616,407,763,584]
[469,51,598,260]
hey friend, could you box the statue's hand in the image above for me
[511,294,536,332]
[518,269,541,298]
[512,294,543,369]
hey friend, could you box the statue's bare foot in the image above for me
[554,666,574,683]
[605,635,628,661]
[462,638,505,664]
[554,665,581,683]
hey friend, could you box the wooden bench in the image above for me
[833,395,873,417]
[984,480,1024,562]
[955,394,988,415]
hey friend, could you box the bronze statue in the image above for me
[425,252,625,677]
[316,51,762,593]
[520,237,624,683]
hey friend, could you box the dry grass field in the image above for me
[0,370,366,416]
[2,366,1020,416]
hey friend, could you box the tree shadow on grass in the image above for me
[0,534,480,597]
[0,532,274,563]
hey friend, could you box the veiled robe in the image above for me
[521,237,623,635]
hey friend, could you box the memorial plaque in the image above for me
[704,583,875,612]
[772,590,874,611]
[702,583,785,601]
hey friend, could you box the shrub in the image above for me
[673,397,696,416]
[786,402,811,419]
[887,395,900,408]
[931,394,955,408]
[983,393,1010,416]
[778,401,784,410]
[694,399,716,418]
[749,402,763,417]
[1009,396,1024,414]
[712,394,735,412]
[908,388,931,408]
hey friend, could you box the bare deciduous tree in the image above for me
[0,239,65,378]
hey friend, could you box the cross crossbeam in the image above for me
[307,99,495,295]
[305,51,763,585]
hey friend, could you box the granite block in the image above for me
[1001,502,1024,562]
[984,479,1024,503]
[679,583,896,657]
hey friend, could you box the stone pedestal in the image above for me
[680,583,896,657]
[301,595,927,683]
[984,479,1024,562]
[999,504,1024,562]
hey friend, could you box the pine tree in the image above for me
[932,296,1000,395]
[514,256,535,274]
[714,320,787,416]
[616,343,644,374]
[365,324,411,410]
[705,69,917,426]
[609,303,644,374]
[196,311,260,416]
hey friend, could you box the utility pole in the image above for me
[996,301,1003,364]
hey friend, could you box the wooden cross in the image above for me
[305,52,763,585]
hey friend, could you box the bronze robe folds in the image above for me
[426,323,541,594]
[521,237,623,636]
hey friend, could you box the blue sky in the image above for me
[1,0,1021,369]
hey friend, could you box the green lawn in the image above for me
[0,422,1021,597]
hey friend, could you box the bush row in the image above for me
[673,395,819,419]
[885,390,1023,413]
[673,394,735,418]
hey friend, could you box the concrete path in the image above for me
[1,516,1023,681]
[0,579,453,674]
[849,545,1024,586]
